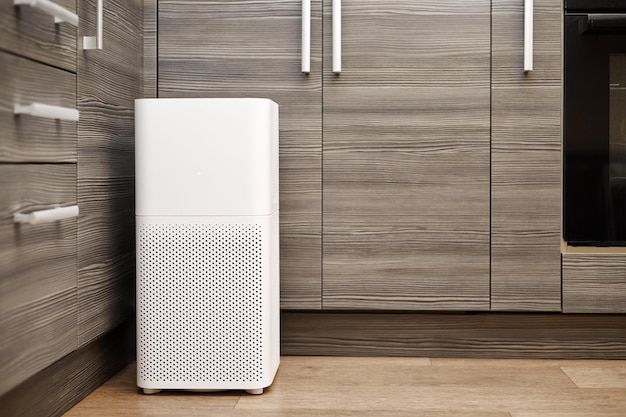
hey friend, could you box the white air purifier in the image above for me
[135,98,279,395]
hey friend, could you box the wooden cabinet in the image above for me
[491,0,562,311]
[158,0,491,311]
[0,0,79,395]
[322,0,491,310]
[0,0,141,402]
[154,0,612,315]
[77,0,142,346]
[158,0,323,309]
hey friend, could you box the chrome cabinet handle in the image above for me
[14,205,79,225]
[333,0,341,74]
[524,0,533,72]
[302,0,310,73]
[83,0,103,50]
[13,0,78,26]
[14,102,80,121]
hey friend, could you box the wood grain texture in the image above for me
[281,312,626,358]
[158,0,323,309]
[491,87,562,311]
[562,253,626,313]
[0,165,78,395]
[491,0,562,311]
[322,0,491,86]
[0,0,76,72]
[77,104,135,178]
[492,0,562,87]
[65,357,626,417]
[274,356,576,388]
[561,365,626,388]
[78,0,142,110]
[431,357,626,368]
[143,0,157,98]
[511,413,626,417]
[0,164,77,312]
[0,288,77,397]
[236,386,626,414]
[77,178,135,346]
[0,319,134,417]
[322,0,491,311]
[77,0,142,346]
[0,51,77,163]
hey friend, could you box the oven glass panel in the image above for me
[563,10,626,246]
[610,54,626,241]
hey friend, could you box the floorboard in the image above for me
[63,357,626,416]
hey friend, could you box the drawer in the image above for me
[0,0,76,72]
[0,164,77,311]
[563,252,626,313]
[0,51,77,163]
[0,164,78,395]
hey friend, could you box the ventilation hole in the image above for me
[138,223,264,383]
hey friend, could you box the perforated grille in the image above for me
[138,223,264,383]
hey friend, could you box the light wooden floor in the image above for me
[63,357,626,417]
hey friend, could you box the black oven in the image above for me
[564,0,626,246]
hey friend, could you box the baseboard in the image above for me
[281,311,626,359]
[0,318,135,417]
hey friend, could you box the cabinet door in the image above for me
[322,0,491,310]
[0,165,77,396]
[491,0,561,311]
[158,0,323,309]
[78,0,142,346]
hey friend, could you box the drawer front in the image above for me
[0,164,77,312]
[563,253,626,313]
[0,0,77,72]
[0,164,78,395]
[0,51,77,163]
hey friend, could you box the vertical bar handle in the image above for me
[14,205,79,225]
[302,0,311,73]
[83,0,103,50]
[333,0,341,74]
[13,0,78,26]
[14,102,80,121]
[524,0,533,72]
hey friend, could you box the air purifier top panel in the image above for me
[135,98,278,216]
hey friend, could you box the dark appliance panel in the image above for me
[564,0,626,245]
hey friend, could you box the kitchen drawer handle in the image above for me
[14,205,79,225]
[302,0,310,73]
[524,0,533,72]
[83,0,103,50]
[333,0,341,74]
[13,0,78,26]
[14,103,80,121]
